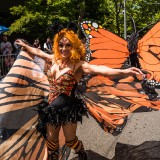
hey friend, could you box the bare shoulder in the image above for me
[74,60,90,75]
[75,60,87,70]
[48,54,54,60]
[45,54,54,64]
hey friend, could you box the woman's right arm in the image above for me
[15,39,53,62]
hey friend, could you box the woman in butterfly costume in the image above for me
[15,28,143,160]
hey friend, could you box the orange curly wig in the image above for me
[53,29,86,63]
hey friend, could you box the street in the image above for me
[69,90,160,159]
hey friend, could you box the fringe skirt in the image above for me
[36,93,88,137]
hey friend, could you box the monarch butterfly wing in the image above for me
[81,21,129,68]
[137,21,160,82]
[79,75,129,134]
[0,50,49,159]
[79,74,160,135]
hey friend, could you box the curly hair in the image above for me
[53,29,86,63]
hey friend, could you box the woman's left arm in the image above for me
[81,61,144,77]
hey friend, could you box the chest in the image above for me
[47,64,75,82]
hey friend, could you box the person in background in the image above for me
[15,29,143,160]
[43,37,52,54]
[0,35,13,55]
[33,39,41,49]
[2,50,14,75]
[33,39,45,71]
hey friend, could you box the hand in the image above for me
[15,39,27,47]
[124,67,144,77]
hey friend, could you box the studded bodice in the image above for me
[47,68,77,104]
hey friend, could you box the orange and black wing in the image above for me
[137,21,160,82]
[0,50,49,160]
[80,20,160,134]
[79,74,160,135]
[81,20,129,68]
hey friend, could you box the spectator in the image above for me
[0,35,13,55]
[33,39,45,71]
[33,39,41,49]
[2,50,14,75]
[43,37,52,54]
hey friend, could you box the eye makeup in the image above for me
[58,43,72,49]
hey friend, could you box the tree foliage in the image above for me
[7,0,160,41]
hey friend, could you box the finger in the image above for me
[131,67,143,75]
[132,69,142,75]
[15,40,20,44]
[133,71,140,75]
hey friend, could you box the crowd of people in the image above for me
[0,35,53,77]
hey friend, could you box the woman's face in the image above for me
[58,37,72,59]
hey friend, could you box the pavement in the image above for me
[68,89,160,160]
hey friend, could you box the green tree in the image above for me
[8,0,80,41]
[99,0,160,38]
[7,0,160,41]
[125,0,160,37]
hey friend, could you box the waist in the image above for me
[48,89,72,103]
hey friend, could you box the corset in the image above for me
[47,69,77,104]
